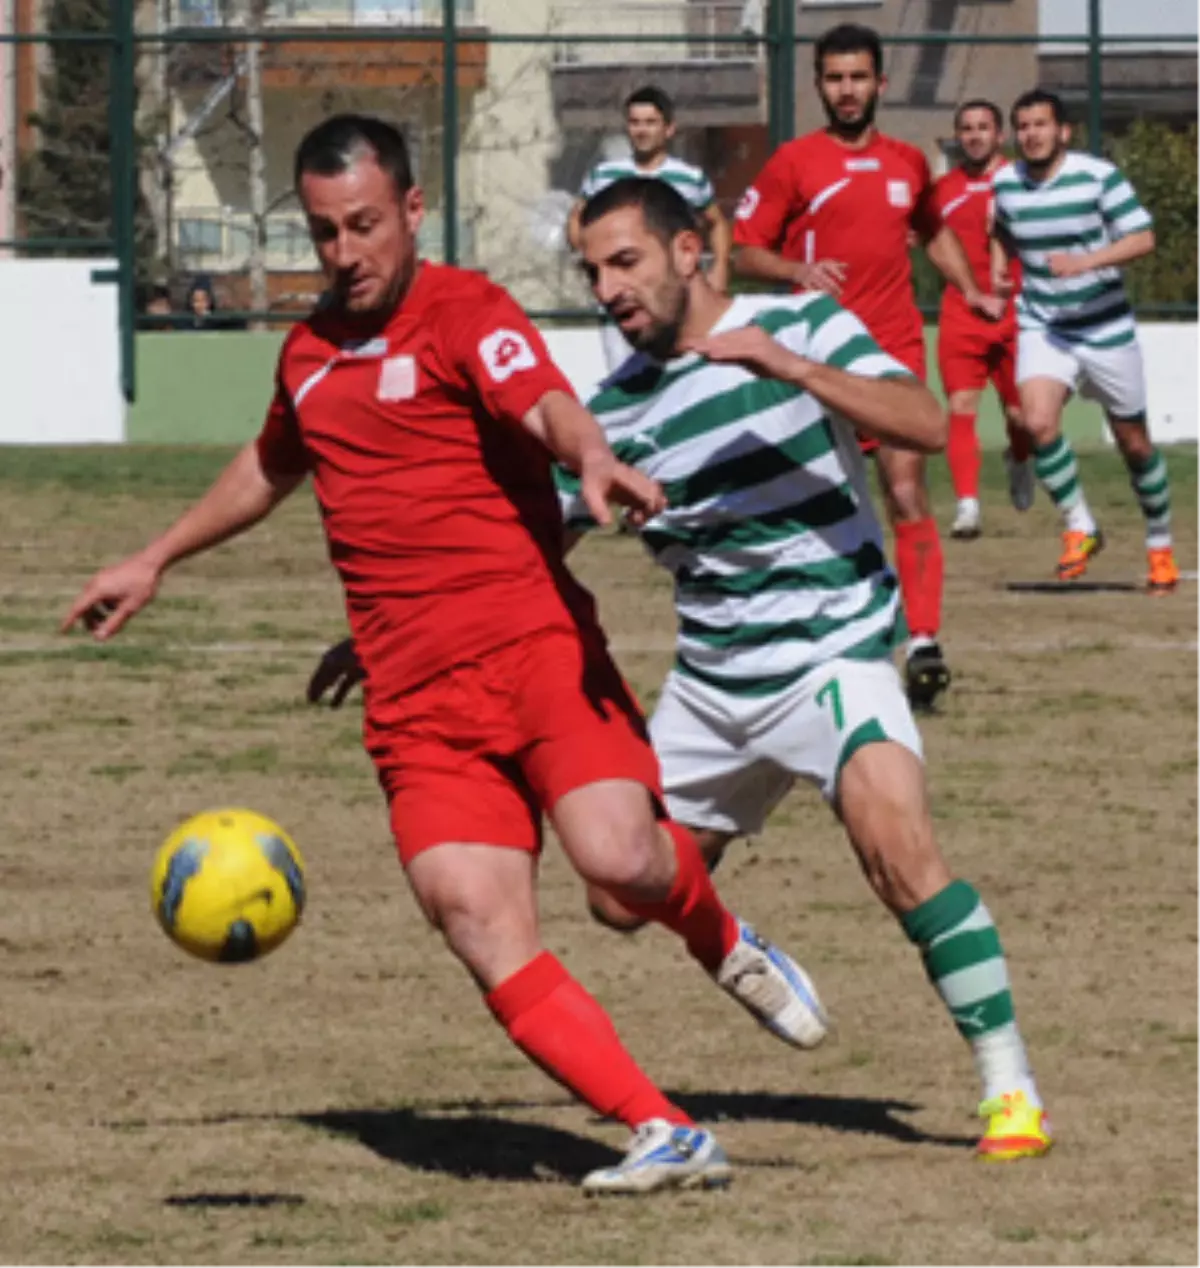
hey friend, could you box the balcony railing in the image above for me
[169,0,476,28]
[548,2,761,66]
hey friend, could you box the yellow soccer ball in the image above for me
[150,808,306,963]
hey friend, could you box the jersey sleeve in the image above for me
[255,352,309,477]
[770,296,915,381]
[694,170,716,211]
[1099,162,1153,238]
[732,145,799,249]
[579,164,601,200]
[447,284,577,425]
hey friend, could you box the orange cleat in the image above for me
[1147,546,1180,594]
[1057,528,1104,581]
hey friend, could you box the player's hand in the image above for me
[966,289,1007,322]
[60,554,161,641]
[578,449,666,528]
[793,259,847,295]
[1047,252,1090,279]
[306,637,365,707]
[992,265,1015,299]
[685,324,798,382]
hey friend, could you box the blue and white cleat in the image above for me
[582,1119,732,1195]
[715,919,829,1049]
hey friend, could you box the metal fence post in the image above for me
[1087,0,1103,154]
[109,0,135,401]
[767,0,796,152]
[442,0,458,266]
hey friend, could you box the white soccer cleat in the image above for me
[715,920,829,1049]
[950,498,982,539]
[1004,448,1036,512]
[582,1120,732,1195]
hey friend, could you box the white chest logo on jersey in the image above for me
[735,186,760,221]
[377,354,417,401]
[480,328,537,382]
[844,158,880,172]
[887,180,912,208]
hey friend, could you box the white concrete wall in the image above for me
[0,260,124,444]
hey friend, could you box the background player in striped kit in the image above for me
[567,177,1051,1161]
[992,89,1178,591]
[931,99,1035,540]
[731,24,1006,713]
[567,85,732,372]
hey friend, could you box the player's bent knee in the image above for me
[586,884,649,934]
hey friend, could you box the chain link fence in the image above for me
[1,0,1195,400]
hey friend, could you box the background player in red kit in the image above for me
[731,23,1004,712]
[932,99,1035,540]
[61,114,827,1195]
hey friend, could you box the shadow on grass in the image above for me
[164,1192,305,1209]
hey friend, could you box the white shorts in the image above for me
[1017,328,1147,419]
[649,658,924,836]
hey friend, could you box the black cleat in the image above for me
[906,642,951,712]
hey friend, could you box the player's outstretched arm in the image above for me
[523,389,666,527]
[733,245,846,295]
[1048,227,1155,278]
[61,442,305,641]
[925,225,1004,321]
[686,326,946,454]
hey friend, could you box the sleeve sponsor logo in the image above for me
[479,328,538,382]
[735,186,761,221]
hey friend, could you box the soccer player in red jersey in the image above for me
[61,115,829,1195]
[932,99,1035,540]
[731,23,1005,712]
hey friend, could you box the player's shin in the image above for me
[893,519,944,640]
[900,879,1042,1109]
[486,951,691,1127]
[947,412,982,502]
[1033,436,1096,534]
[614,820,738,972]
[1127,446,1172,549]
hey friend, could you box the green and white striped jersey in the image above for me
[579,155,714,211]
[557,294,912,697]
[992,151,1152,348]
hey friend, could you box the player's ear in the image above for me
[664,119,677,142]
[877,72,888,100]
[671,228,703,279]
[403,185,425,235]
[1061,122,1072,146]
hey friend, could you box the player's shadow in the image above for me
[667,1090,976,1150]
[296,1107,622,1183]
[297,1090,973,1182]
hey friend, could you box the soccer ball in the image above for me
[150,808,306,963]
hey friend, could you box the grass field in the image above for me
[0,446,1195,1265]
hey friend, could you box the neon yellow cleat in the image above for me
[976,1090,1053,1161]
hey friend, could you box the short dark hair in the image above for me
[294,114,414,197]
[955,98,1003,130]
[1010,89,1068,128]
[815,23,883,76]
[580,176,699,246]
[624,85,674,125]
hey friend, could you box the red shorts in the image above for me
[363,626,662,864]
[938,319,1019,408]
[859,336,927,455]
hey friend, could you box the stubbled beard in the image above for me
[821,92,878,139]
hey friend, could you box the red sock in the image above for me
[946,412,981,500]
[617,821,739,973]
[893,517,944,640]
[1005,417,1032,463]
[486,952,690,1128]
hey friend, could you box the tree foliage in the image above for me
[18,0,157,278]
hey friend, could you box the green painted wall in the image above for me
[128,329,1105,446]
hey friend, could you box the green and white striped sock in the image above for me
[1034,436,1096,534]
[1128,448,1172,549]
[901,879,1039,1106]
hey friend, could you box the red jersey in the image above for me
[733,129,938,359]
[256,262,600,701]
[930,164,1018,332]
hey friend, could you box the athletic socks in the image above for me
[893,518,944,640]
[901,879,1041,1107]
[486,951,691,1128]
[617,821,739,973]
[1127,447,1172,549]
[947,412,982,501]
[1034,436,1096,534]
